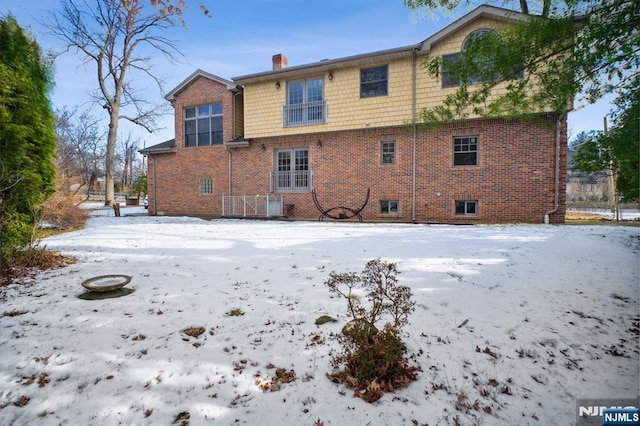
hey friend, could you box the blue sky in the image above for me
[2,0,613,147]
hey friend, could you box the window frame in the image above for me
[184,102,223,147]
[455,200,477,216]
[284,77,325,127]
[453,136,478,167]
[360,65,388,98]
[272,148,311,193]
[199,178,213,195]
[381,140,396,164]
[380,200,399,215]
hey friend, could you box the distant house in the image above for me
[140,5,567,223]
[566,149,609,202]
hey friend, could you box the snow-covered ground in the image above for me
[1,206,638,425]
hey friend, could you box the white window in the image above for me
[283,77,326,127]
[380,200,398,214]
[271,148,311,193]
[455,200,477,216]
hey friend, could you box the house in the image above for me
[140,5,567,223]
[566,149,609,202]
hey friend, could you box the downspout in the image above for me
[544,111,567,224]
[229,90,243,196]
[228,150,232,195]
[411,48,418,222]
[152,155,157,215]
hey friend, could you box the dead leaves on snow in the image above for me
[256,366,297,392]
[327,365,420,403]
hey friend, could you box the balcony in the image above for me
[270,170,313,193]
[282,100,329,127]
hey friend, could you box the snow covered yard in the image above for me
[1,209,638,425]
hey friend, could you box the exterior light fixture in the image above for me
[275,81,281,89]
[328,71,333,81]
[317,140,322,148]
[261,143,266,151]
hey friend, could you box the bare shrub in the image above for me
[325,259,419,402]
[40,194,90,231]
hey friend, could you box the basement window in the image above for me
[380,200,398,215]
[455,200,477,216]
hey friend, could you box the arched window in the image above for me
[441,28,523,88]
[462,28,493,51]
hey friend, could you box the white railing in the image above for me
[222,195,283,217]
[270,170,313,193]
[282,100,328,127]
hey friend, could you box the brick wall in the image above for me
[149,113,566,223]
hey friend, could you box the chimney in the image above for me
[272,54,288,70]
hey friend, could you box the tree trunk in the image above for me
[104,109,118,207]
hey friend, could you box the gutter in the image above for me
[544,112,567,224]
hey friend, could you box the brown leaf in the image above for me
[14,396,30,407]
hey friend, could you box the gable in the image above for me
[165,69,239,102]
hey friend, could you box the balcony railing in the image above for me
[282,100,329,127]
[270,170,313,193]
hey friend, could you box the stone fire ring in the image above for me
[81,274,132,293]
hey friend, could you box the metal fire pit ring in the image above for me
[81,274,132,293]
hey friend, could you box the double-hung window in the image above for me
[381,140,395,164]
[453,136,478,166]
[272,148,310,192]
[184,103,223,147]
[360,65,388,98]
[284,78,325,127]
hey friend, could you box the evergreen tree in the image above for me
[0,15,57,273]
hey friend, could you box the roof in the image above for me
[139,139,176,155]
[418,4,528,53]
[165,70,240,102]
[232,5,527,85]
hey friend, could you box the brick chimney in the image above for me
[272,54,288,70]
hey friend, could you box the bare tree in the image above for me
[116,132,142,194]
[55,108,106,200]
[46,0,184,206]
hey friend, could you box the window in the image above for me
[380,200,398,214]
[284,78,326,126]
[441,53,461,88]
[453,136,478,166]
[184,103,223,147]
[200,178,213,194]
[360,65,388,98]
[381,140,395,164]
[441,29,523,88]
[271,148,311,192]
[455,200,477,216]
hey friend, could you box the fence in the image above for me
[222,195,283,217]
[567,201,640,221]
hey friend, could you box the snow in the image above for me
[1,205,638,425]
